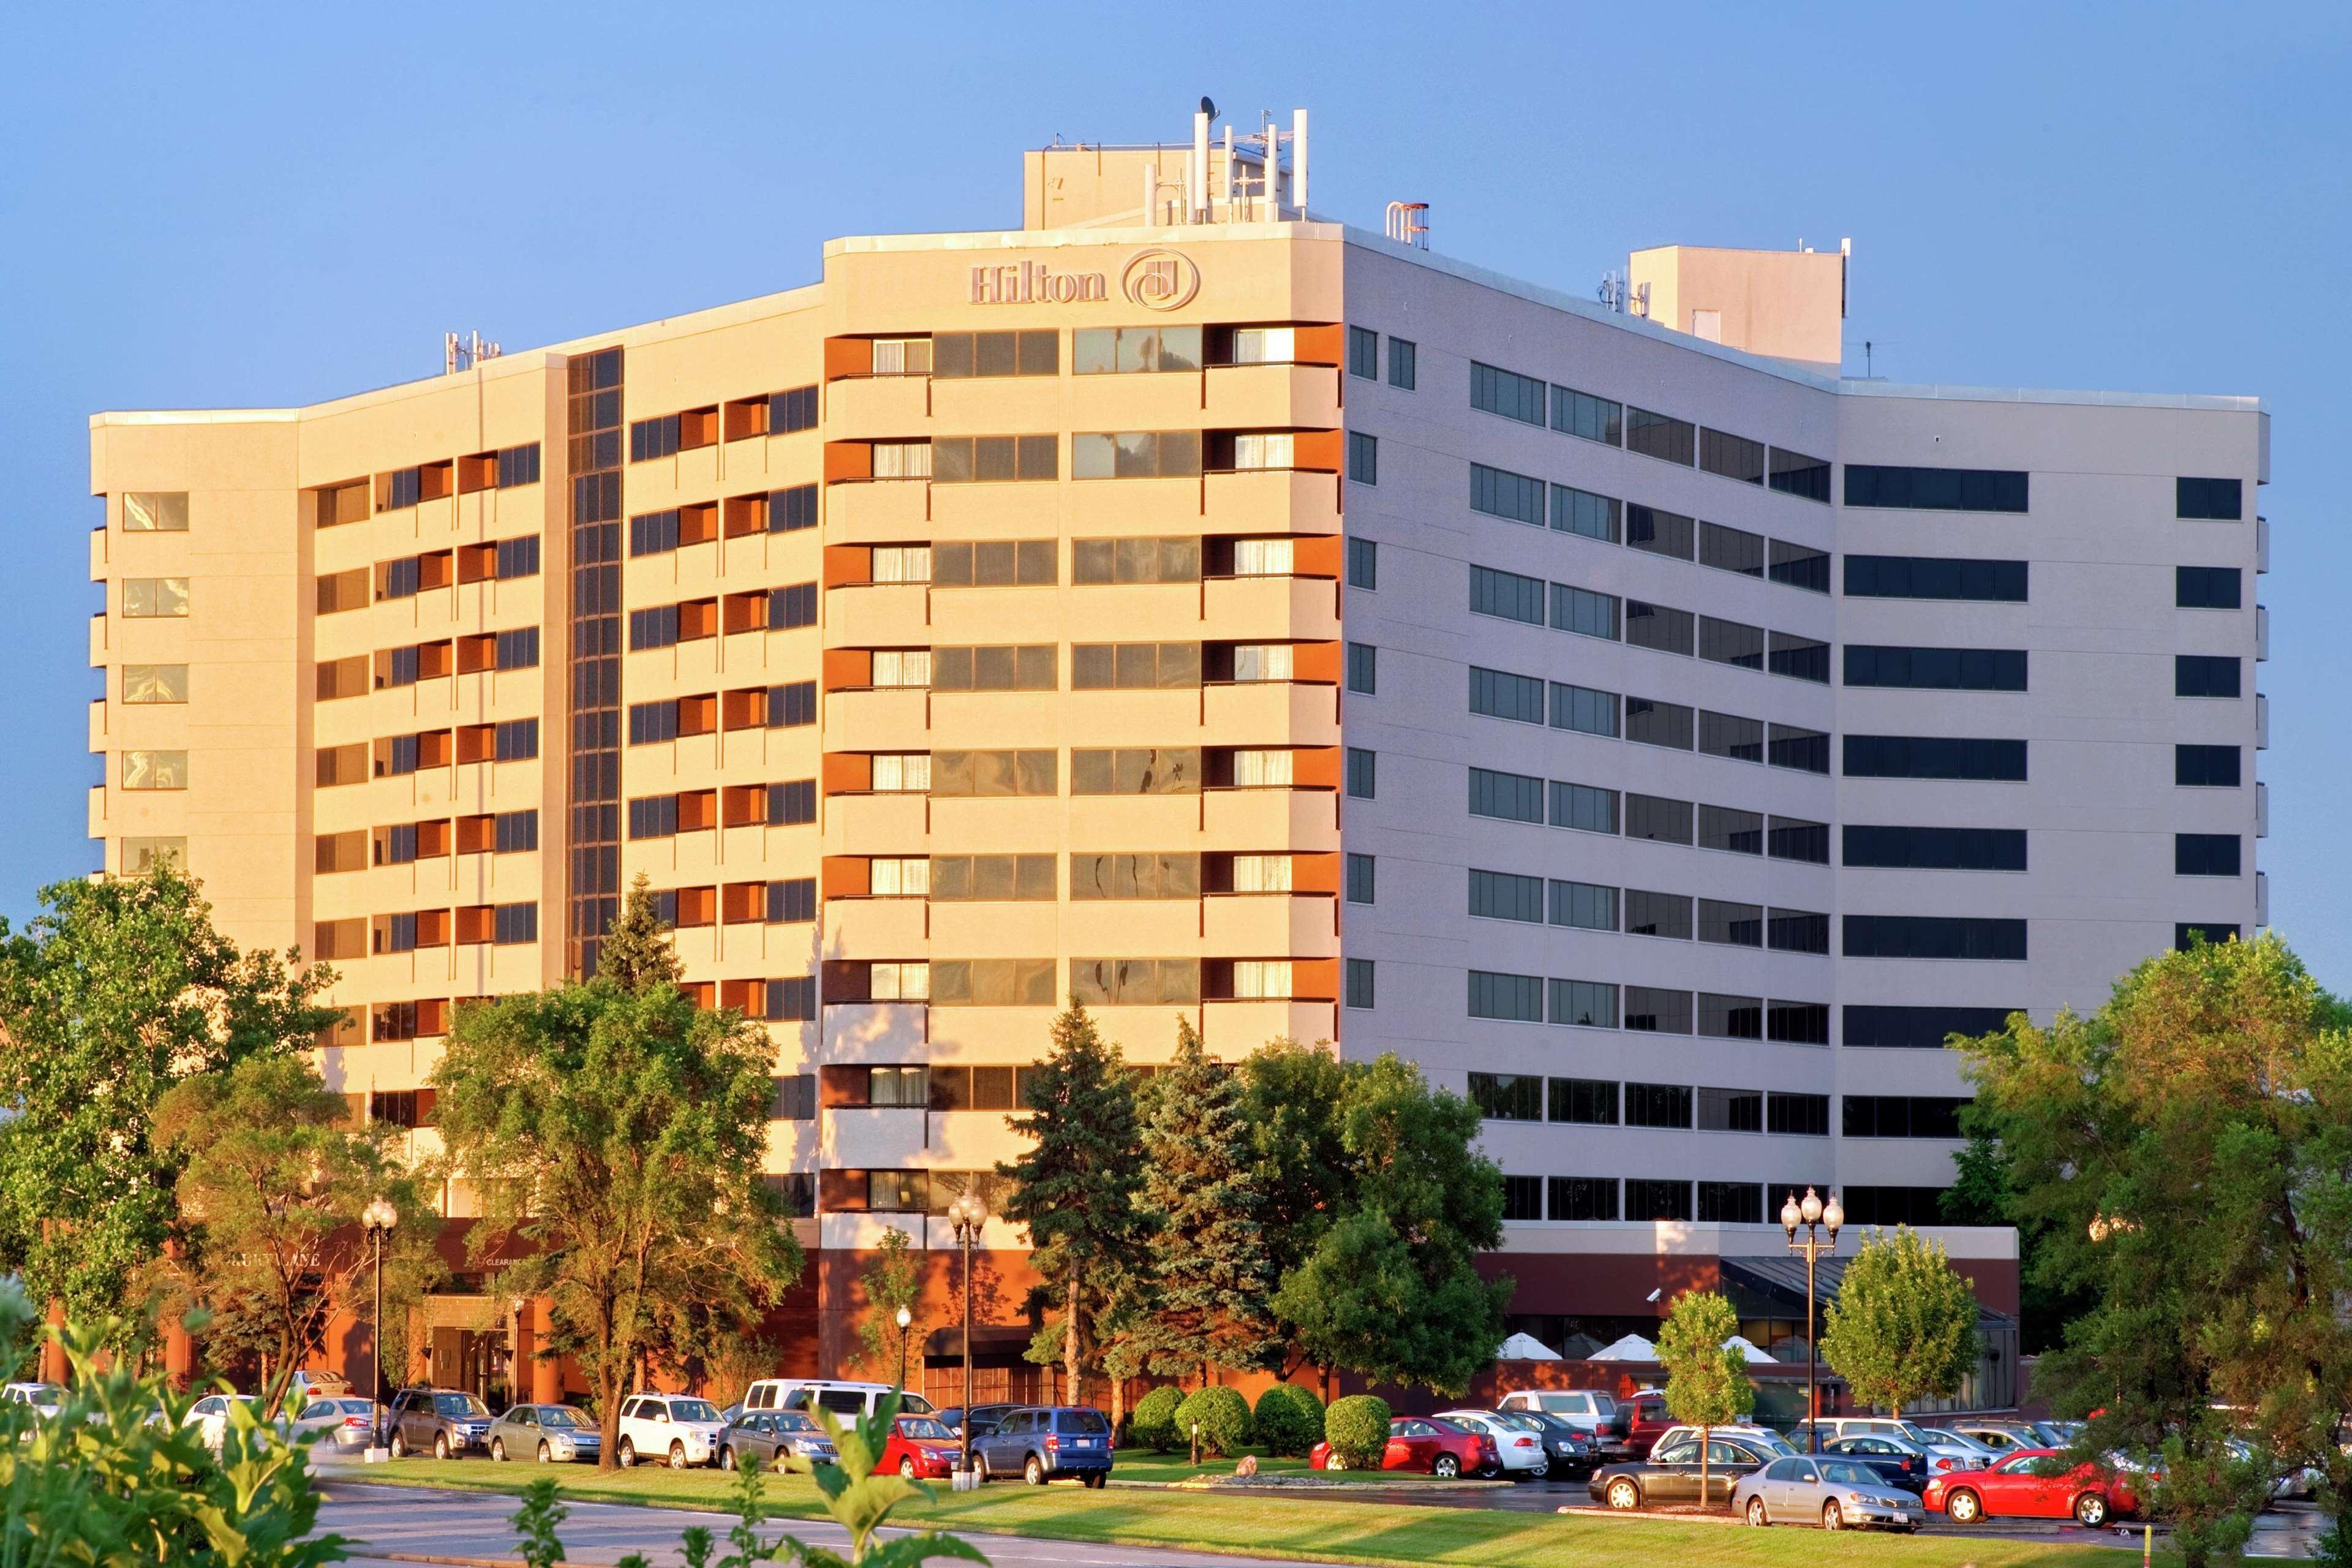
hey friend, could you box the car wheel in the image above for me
[1088,1472,1108,1490]
[1433,1454,1461,1479]
[618,1438,636,1468]
[491,1438,507,1463]
[2074,1492,2108,1528]
[1528,1459,1549,1481]
[1947,1488,1981,1523]
[1607,1478,1640,1510]
[1025,1454,1046,1486]
[389,1432,407,1460]
[434,1433,450,1461]
[538,1441,552,1463]
[669,1441,688,1471]
[901,1457,918,1479]
[1747,1496,1770,1527]
[974,1452,990,1482]
[1823,1500,1844,1531]
[718,1447,734,1472]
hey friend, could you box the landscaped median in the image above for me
[336,1454,2155,1568]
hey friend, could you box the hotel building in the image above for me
[85,112,2264,1400]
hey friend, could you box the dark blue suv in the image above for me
[971,1405,1114,1487]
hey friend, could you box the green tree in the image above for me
[1131,1020,1280,1382]
[150,1052,442,1415]
[1237,1039,1352,1377]
[597,871,683,992]
[1941,1115,2096,1355]
[1655,1289,1753,1506]
[1818,1225,1981,1419]
[1958,933,2352,1566]
[0,865,344,1333]
[996,999,1142,1408]
[853,1226,924,1383]
[429,980,803,1469]
[1268,1054,1511,1396]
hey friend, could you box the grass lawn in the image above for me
[342,1456,2150,1568]
[1102,1446,1471,1485]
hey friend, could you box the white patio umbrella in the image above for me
[1588,1333,1658,1361]
[1495,1332,1562,1360]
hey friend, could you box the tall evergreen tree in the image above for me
[995,1000,1140,1408]
[596,872,682,992]
[1132,1020,1280,1382]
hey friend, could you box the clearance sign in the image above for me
[969,249,1199,311]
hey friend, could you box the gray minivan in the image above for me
[971,1406,1112,1487]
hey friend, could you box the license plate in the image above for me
[1892,1513,1909,1525]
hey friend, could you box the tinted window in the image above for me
[1844,464,2028,513]
[2177,477,2243,519]
[1844,554,2027,602]
[1057,1409,1110,1434]
[2176,655,2242,697]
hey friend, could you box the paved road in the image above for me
[1256,1473,2326,1558]
[317,1482,1363,1568]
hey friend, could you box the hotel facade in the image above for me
[85,121,2265,1401]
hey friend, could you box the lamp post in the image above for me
[895,1304,913,1393]
[1779,1185,1841,1452]
[361,1196,400,1459]
[946,1189,987,1487]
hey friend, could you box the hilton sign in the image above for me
[970,248,1199,311]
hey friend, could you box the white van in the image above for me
[737,1379,937,1423]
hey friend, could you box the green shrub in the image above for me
[1173,1385,1253,1458]
[1252,1384,1325,1458]
[1130,1385,1184,1453]
[1323,1394,1392,1469]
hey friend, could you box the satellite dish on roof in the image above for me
[1200,96,1217,119]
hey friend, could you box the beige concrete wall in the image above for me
[1629,244,1845,372]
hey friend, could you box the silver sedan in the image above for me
[1733,1455,1921,1531]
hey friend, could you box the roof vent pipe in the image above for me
[1190,108,1210,222]
[1291,108,1308,214]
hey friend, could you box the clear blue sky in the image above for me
[4,3,2345,971]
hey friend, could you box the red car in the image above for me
[1310,1416,1498,1478]
[1621,1391,1675,1459]
[1923,1448,2139,1526]
[877,1414,963,1480]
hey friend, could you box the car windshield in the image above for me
[1493,1412,1545,1432]
[1820,1461,1877,1487]
[21,1385,62,1404]
[777,1412,817,1433]
[899,1417,952,1440]
[435,1393,489,1417]
[541,1408,588,1429]
[669,1399,721,1423]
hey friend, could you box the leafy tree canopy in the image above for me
[1958,933,2352,1566]
[0,865,342,1330]
[151,1052,442,1414]
[1819,1225,1980,1419]
[429,979,801,1469]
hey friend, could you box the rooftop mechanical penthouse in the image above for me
[85,105,2264,1405]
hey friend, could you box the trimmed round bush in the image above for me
[1322,1394,1391,1469]
[1174,1385,1253,1458]
[1130,1385,1184,1453]
[1252,1384,1325,1458]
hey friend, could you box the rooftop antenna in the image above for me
[1383,200,1428,249]
[443,330,503,374]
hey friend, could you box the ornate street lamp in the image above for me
[946,1189,987,1485]
[895,1304,913,1393]
[1780,1185,1842,1451]
[361,1196,400,1457]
